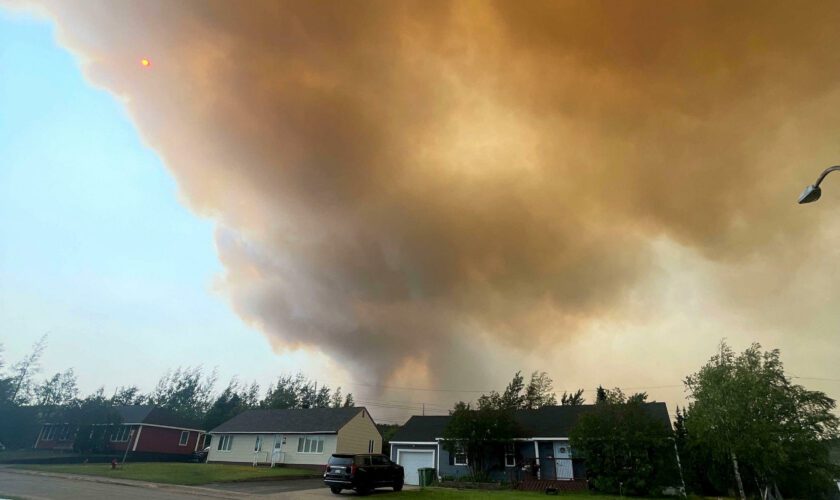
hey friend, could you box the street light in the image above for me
[798,165,840,204]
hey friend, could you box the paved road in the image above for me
[0,470,403,499]
[0,470,222,500]
[0,470,368,500]
[204,478,325,495]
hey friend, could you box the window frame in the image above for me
[254,435,262,452]
[504,443,515,467]
[296,436,325,454]
[217,434,234,452]
[368,439,374,453]
[179,430,190,447]
[111,425,131,443]
[453,443,468,466]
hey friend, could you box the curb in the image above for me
[1,468,249,499]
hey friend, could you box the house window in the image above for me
[47,425,57,441]
[254,436,263,452]
[297,436,325,454]
[59,425,71,441]
[217,434,234,451]
[179,431,190,446]
[454,444,468,466]
[111,426,131,442]
[368,440,375,453]
[504,443,515,467]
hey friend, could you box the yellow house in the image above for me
[207,407,382,467]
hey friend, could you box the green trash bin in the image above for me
[418,467,436,487]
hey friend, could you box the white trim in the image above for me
[436,441,441,480]
[34,426,43,448]
[123,423,205,433]
[296,435,325,454]
[389,441,437,445]
[194,433,202,452]
[504,443,515,467]
[209,430,338,435]
[132,426,143,452]
[217,434,234,452]
[396,449,436,469]
[534,441,541,480]
[513,437,569,441]
[178,430,190,447]
[453,443,468,466]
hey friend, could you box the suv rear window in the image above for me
[328,456,354,466]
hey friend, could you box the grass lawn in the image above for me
[13,462,320,485]
[377,489,620,499]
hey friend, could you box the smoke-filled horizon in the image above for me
[15,0,840,410]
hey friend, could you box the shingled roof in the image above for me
[390,415,450,442]
[115,405,203,430]
[391,403,671,442]
[209,407,368,434]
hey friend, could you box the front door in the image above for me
[271,435,284,465]
[553,442,573,480]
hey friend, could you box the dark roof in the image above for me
[391,416,450,442]
[210,407,368,434]
[391,403,672,442]
[516,402,671,436]
[116,405,203,430]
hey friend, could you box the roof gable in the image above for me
[210,407,365,434]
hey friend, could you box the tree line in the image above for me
[442,343,840,499]
[0,335,354,449]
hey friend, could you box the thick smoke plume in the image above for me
[24,0,840,388]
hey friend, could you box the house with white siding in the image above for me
[207,407,381,468]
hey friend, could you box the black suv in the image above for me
[323,453,404,495]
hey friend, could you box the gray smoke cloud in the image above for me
[20,0,840,390]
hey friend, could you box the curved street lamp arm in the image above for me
[814,165,840,187]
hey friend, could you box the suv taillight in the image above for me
[350,464,357,475]
[324,464,330,474]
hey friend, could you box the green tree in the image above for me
[35,369,79,408]
[684,341,839,499]
[570,397,677,496]
[150,366,217,423]
[262,374,301,409]
[110,385,146,406]
[478,371,559,410]
[443,401,520,480]
[66,388,122,454]
[560,389,585,406]
[523,371,557,409]
[204,379,256,431]
[6,335,47,406]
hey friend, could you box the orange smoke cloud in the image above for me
[24,0,840,389]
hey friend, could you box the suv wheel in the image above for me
[355,485,371,496]
[393,480,403,492]
[330,486,342,494]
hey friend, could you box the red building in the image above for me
[34,405,205,459]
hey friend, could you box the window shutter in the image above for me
[448,448,454,466]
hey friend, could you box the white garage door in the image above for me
[397,450,435,485]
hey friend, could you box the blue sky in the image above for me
[0,8,285,394]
